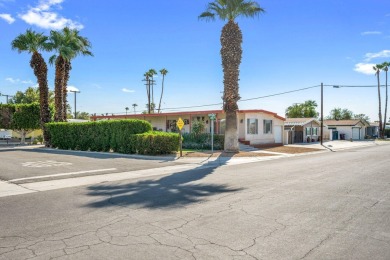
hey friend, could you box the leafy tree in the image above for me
[10,86,54,105]
[158,68,168,113]
[354,113,370,121]
[326,108,353,120]
[199,0,265,152]
[11,29,51,146]
[373,64,384,138]
[49,27,92,121]
[192,120,206,135]
[285,100,318,118]
[0,103,40,144]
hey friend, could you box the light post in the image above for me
[0,92,13,104]
[208,113,216,153]
[69,90,80,119]
[320,83,323,145]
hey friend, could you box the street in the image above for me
[0,144,389,259]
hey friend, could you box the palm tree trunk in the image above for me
[54,56,65,122]
[30,52,51,146]
[221,20,242,152]
[377,70,383,138]
[62,61,72,121]
[383,68,388,136]
[158,75,165,113]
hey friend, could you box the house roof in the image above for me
[91,109,285,121]
[284,118,323,126]
[324,119,369,126]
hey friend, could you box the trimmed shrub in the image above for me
[46,119,152,152]
[129,131,180,155]
[182,133,224,150]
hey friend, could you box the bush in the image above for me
[182,133,224,150]
[46,119,152,152]
[129,131,180,155]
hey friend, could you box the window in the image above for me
[306,127,311,136]
[306,127,318,136]
[247,119,258,134]
[263,120,272,134]
[312,127,318,135]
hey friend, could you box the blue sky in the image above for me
[1,0,390,121]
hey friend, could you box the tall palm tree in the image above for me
[144,72,151,114]
[49,27,92,121]
[125,107,129,115]
[148,69,158,107]
[199,0,265,152]
[11,29,51,146]
[381,62,389,135]
[374,64,383,138]
[132,103,138,114]
[158,68,168,113]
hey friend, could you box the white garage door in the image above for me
[352,127,360,139]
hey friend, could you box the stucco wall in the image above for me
[243,113,284,144]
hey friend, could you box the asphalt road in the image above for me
[0,144,389,259]
[0,147,181,182]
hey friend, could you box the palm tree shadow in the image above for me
[86,153,242,209]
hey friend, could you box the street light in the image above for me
[69,90,80,119]
[0,92,13,104]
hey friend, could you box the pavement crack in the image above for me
[300,233,333,259]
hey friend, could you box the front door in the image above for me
[273,126,282,143]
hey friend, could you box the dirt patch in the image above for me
[260,146,323,154]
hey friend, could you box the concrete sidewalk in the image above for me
[286,139,382,151]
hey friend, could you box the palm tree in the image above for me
[49,27,92,121]
[148,69,158,107]
[199,0,265,152]
[11,29,51,146]
[373,64,384,138]
[144,72,151,114]
[381,62,389,136]
[158,68,168,113]
[132,103,138,114]
[125,107,129,115]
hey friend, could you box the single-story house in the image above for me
[284,118,327,144]
[366,122,379,138]
[324,119,369,140]
[91,109,285,146]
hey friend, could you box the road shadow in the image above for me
[0,147,177,162]
[85,153,242,209]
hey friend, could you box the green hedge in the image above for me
[182,133,224,150]
[46,119,152,152]
[129,131,180,155]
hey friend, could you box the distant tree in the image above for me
[0,103,40,144]
[125,107,129,115]
[373,64,384,138]
[192,120,205,135]
[199,0,265,152]
[148,69,158,105]
[11,29,51,146]
[10,86,54,105]
[354,114,370,122]
[285,100,318,118]
[381,62,389,136]
[327,108,353,120]
[132,103,138,114]
[158,68,168,113]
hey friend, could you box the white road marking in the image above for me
[9,168,118,182]
[22,160,73,168]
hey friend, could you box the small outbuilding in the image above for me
[284,118,325,144]
[324,119,369,140]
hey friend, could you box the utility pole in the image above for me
[0,92,13,103]
[320,83,323,146]
[69,90,80,119]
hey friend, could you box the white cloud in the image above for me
[67,85,79,92]
[0,13,15,24]
[364,50,390,62]
[19,0,83,30]
[122,88,135,93]
[5,77,33,84]
[361,31,382,36]
[354,63,376,75]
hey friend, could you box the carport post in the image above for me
[320,82,323,145]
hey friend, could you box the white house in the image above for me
[91,109,285,146]
[324,119,369,140]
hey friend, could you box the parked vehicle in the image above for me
[0,130,13,140]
